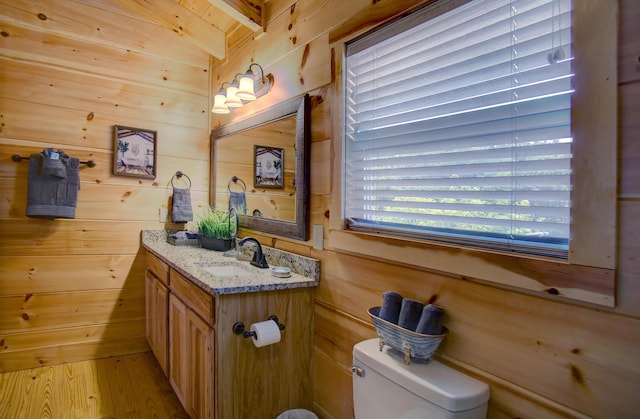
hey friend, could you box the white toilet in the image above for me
[276,408,318,419]
[351,338,490,418]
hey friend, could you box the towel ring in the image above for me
[228,176,246,192]
[171,171,191,189]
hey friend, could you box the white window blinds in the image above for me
[343,0,573,258]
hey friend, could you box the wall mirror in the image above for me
[211,94,310,241]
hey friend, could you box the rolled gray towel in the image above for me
[398,298,424,332]
[378,291,403,324]
[172,188,193,223]
[415,304,445,335]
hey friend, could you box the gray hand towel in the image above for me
[172,187,193,223]
[415,304,445,335]
[378,291,403,324]
[398,298,424,332]
[26,149,80,220]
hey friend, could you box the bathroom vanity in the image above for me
[142,231,319,419]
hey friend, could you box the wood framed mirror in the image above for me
[210,94,310,241]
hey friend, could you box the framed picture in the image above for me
[113,125,157,179]
[254,145,284,189]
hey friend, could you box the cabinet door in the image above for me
[169,293,215,418]
[154,278,169,375]
[145,270,169,375]
[169,293,189,409]
[188,310,214,419]
[145,270,155,351]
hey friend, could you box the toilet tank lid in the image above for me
[353,339,490,412]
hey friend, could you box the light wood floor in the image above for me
[0,352,188,418]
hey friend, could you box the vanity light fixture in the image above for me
[211,63,274,114]
[212,83,231,114]
[225,78,244,108]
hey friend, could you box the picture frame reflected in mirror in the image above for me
[254,145,284,189]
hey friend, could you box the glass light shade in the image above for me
[237,73,257,101]
[212,92,230,114]
[225,85,243,108]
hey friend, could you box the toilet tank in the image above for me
[352,339,490,419]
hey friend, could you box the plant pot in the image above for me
[199,236,233,251]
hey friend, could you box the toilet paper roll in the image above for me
[250,320,282,347]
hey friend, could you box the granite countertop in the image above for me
[141,230,320,296]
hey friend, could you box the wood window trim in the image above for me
[329,0,618,307]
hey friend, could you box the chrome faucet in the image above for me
[238,237,269,269]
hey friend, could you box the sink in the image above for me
[198,262,254,278]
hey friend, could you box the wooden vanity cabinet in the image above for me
[145,251,314,419]
[144,252,169,375]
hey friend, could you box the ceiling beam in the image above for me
[117,0,226,58]
[208,0,264,33]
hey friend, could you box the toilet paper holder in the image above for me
[233,315,285,339]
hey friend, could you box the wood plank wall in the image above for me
[0,0,211,372]
[213,0,640,418]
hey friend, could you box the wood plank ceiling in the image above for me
[117,0,263,60]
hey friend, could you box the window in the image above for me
[343,0,574,258]
[333,0,617,306]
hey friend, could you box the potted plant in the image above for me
[193,207,235,251]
